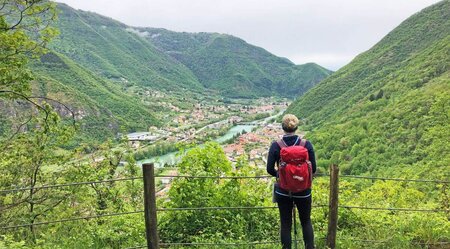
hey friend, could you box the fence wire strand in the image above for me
[157,175,273,179]
[345,238,450,246]
[3,203,448,230]
[339,174,449,183]
[125,238,450,248]
[125,241,281,249]
[340,205,449,212]
[0,210,143,230]
[155,173,448,183]
[161,241,280,246]
[0,177,142,194]
[1,172,447,194]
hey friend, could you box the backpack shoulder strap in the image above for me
[299,138,307,147]
[276,139,287,148]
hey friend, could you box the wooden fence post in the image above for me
[327,164,339,249]
[143,163,160,249]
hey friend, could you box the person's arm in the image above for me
[266,142,279,177]
[306,141,317,173]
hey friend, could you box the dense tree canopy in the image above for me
[0,0,57,95]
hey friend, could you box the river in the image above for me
[137,124,255,167]
[137,111,283,167]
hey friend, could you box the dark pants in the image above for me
[277,195,314,249]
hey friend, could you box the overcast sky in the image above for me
[55,0,441,70]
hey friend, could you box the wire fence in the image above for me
[0,177,142,194]
[125,237,334,249]
[0,210,143,229]
[3,203,448,230]
[124,237,450,249]
[125,241,282,249]
[1,172,447,194]
[345,238,450,245]
[1,167,448,248]
[338,174,450,183]
[157,173,450,184]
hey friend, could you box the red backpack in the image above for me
[277,137,313,193]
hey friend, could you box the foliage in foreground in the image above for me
[1,136,448,248]
[0,120,146,248]
[158,142,278,244]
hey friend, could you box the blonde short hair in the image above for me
[282,114,299,132]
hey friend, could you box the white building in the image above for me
[127,132,159,141]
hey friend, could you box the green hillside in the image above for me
[31,52,160,143]
[4,3,332,142]
[51,4,204,93]
[133,28,332,98]
[48,4,331,99]
[8,3,332,141]
[287,0,449,177]
[284,2,450,246]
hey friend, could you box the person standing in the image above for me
[267,114,316,249]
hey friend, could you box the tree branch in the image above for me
[32,198,64,220]
[29,96,77,127]
[0,197,29,212]
[0,0,8,11]
[0,39,43,61]
[0,90,50,131]
[2,1,35,31]
[1,115,33,150]
[0,90,77,127]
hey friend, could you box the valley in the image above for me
[0,1,448,248]
[129,97,288,167]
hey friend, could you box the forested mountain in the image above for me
[51,4,204,93]
[32,52,160,142]
[0,51,161,145]
[1,3,331,142]
[140,28,332,97]
[50,4,331,98]
[283,2,449,246]
[0,3,333,141]
[287,0,449,177]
